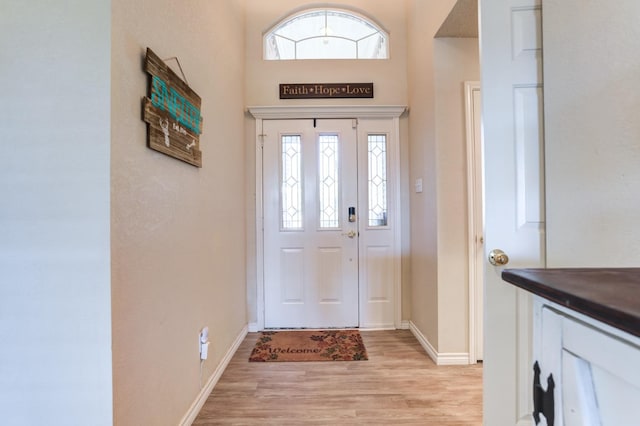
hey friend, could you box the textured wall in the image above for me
[244,0,408,107]
[434,37,480,353]
[406,0,458,349]
[111,1,247,424]
[243,0,411,326]
[0,1,113,424]
[544,0,640,267]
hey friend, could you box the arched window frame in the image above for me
[263,8,390,60]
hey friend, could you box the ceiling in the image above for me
[435,0,478,38]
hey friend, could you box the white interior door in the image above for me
[263,119,359,328]
[481,0,546,424]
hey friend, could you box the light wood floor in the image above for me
[194,330,482,425]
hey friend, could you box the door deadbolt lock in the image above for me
[488,249,509,266]
[348,207,356,223]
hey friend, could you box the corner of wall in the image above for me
[409,321,470,365]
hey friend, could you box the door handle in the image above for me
[488,249,509,266]
[342,230,357,239]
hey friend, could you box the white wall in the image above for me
[0,1,113,424]
[406,0,458,348]
[111,1,247,424]
[544,0,640,266]
[243,1,408,107]
[434,37,479,353]
[111,0,246,425]
[243,0,410,326]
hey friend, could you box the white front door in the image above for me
[263,119,359,328]
[481,0,545,424]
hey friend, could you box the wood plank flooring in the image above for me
[194,330,482,425]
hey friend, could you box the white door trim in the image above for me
[465,81,483,364]
[248,105,406,120]
[248,105,406,331]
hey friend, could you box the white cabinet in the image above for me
[532,298,640,426]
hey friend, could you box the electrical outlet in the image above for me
[200,342,209,360]
[199,327,209,360]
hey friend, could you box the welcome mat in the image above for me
[249,330,368,362]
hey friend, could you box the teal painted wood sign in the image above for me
[143,48,203,167]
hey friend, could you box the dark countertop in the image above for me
[502,268,640,338]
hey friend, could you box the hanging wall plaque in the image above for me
[279,83,374,99]
[142,48,203,167]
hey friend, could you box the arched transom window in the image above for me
[264,8,389,60]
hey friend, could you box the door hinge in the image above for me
[352,118,358,129]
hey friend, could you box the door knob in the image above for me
[342,230,357,239]
[488,249,509,266]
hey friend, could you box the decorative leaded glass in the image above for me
[368,134,388,227]
[264,9,389,60]
[281,135,303,229]
[318,135,339,228]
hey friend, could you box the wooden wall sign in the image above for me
[142,48,203,167]
[279,83,374,99]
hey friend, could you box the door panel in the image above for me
[263,119,358,328]
[317,247,343,302]
[364,245,392,302]
[280,248,304,303]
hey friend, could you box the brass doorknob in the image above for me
[342,230,357,239]
[488,249,509,266]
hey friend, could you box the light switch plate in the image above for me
[415,178,423,193]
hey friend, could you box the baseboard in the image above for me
[179,325,248,426]
[408,321,469,365]
[409,321,439,363]
[360,327,396,331]
[251,323,402,331]
[360,321,396,330]
[249,322,409,332]
[437,352,471,365]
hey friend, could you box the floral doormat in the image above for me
[249,330,368,362]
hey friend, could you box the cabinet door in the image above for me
[535,298,640,426]
[562,317,640,426]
